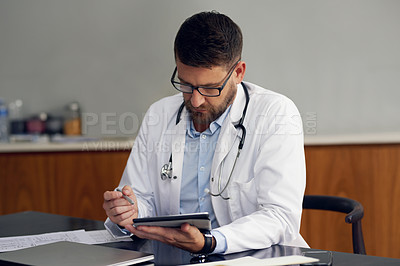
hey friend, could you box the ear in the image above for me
[233,61,246,84]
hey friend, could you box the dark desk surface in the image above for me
[1,211,400,265]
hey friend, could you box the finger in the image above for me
[178,223,200,240]
[137,226,186,245]
[125,224,135,232]
[107,205,135,217]
[109,210,136,226]
[137,224,195,241]
[103,190,123,201]
[105,199,135,215]
[116,212,136,226]
[119,186,137,206]
[110,198,135,208]
[104,198,135,217]
[135,226,176,240]
[121,185,134,197]
[127,226,166,242]
[180,223,191,233]
[134,225,169,235]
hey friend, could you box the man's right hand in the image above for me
[103,185,138,227]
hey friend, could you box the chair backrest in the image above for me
[302,195,366,255]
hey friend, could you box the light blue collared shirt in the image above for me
[180,106,231,254]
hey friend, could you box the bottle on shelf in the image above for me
[0,98,9,143]
[9,99,25,135]
[64,102,81,135]
[26,112,48,135]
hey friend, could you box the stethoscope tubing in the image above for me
[160,82,250,199]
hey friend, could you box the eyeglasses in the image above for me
[170,60,240,97]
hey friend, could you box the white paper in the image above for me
[0,229,132,252]
[85,229,132,244]
[183,255,319,266]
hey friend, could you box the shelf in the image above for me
[0,138,134,153]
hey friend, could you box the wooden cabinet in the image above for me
[1,143,400,258]
[0,151,129,221]
[301,144,400,259]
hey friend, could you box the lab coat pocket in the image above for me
[229,178,257,220]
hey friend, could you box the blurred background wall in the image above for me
[0,0,399,137]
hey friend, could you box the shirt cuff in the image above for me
[211,230,227,254]
[104,218,132,239]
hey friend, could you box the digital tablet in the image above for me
[133,212,211,231]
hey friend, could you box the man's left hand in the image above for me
[125,223,205,253]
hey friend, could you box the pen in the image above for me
[116,188,135,205]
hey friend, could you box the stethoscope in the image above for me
[160,82,250,200]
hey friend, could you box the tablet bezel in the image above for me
[133,212,211,231]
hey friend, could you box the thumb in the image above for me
[180,223,192,233]
[122,185,134,196]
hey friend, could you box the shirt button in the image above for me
[200,197,205,201]
[200,166,205,171]
[201,134,207,140]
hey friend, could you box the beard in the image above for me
[185,82,237,127]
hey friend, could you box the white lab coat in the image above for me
[118,81,308,254]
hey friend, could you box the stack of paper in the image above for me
[0,229,131,252]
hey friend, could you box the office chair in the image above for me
[302,195,366,255]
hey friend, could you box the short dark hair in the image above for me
[174,11,243,69]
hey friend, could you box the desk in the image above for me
[1,212,400,266]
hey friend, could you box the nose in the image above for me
[190,89,206,108]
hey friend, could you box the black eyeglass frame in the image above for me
[170,60,241,97]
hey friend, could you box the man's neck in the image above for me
[193,122,209,133]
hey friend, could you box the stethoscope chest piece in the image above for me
[160,161,177,180]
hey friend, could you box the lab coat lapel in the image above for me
[169,111,187,214]
[211,83,247,225]
[211,123,237,177]
[211,84,246,185]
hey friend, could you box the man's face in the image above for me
[176,60,238,129]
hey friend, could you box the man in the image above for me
[103,11,307,255]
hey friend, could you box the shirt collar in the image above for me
[187,105,232,138]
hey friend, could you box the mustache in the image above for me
[184,101,210,113]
